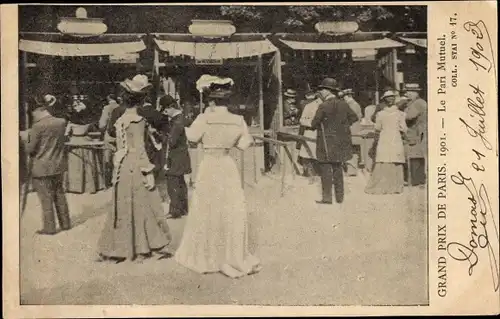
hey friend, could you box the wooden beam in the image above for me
[159,61,259,67]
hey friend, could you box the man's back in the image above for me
[28,115,68,177]
[314,98,358,135]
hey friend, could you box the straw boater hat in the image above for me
[343,88,354,95]
[381,90,396,100]
[120,74,152,95]
[304,91,317,101]
[318,78,339,92]
[402,83,422,92]
[284,89,297,98]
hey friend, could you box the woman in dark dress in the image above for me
[97,75,172,263]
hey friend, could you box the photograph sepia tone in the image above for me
[1,1,498,317]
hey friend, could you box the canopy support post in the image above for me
[153,47,161,109]
[257,55,264,132]
[275,51,284,170]
[276,51,284,132]
[392,48,399,91]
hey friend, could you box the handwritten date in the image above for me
[448,172,499,292]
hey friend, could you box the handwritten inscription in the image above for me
[445,17,499,293]
[448,173,499,291]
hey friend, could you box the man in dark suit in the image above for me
[20,96,71,235]
[311,78,359,204]
[159,95,192,218]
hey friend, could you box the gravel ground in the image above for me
[20,171,428,306]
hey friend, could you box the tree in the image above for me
[219,5,426,32]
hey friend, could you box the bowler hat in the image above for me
[159,94,178,110]
[318,78,339,91]
[34,94,57,107]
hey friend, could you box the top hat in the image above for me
[120,74,153,95]
[381,90,396,100]
[318,78,339,91]
[284,89,297,98]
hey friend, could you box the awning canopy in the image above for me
[19,33,146,56]
[398,37,427,48]
[154,34,278,59]
[279,38,405,51]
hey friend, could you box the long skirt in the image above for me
[364,162,405,195]
[65,147,106,194]
[97,157,172,260]
[175,150,261,278]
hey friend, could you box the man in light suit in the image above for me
[20,95,71,235]
[311,79,359,204]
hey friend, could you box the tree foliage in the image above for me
[19,5,426,33]
[219,5,426,32]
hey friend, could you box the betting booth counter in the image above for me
[273,31,406,171]
[153,30,283,184]
[392,32,427,97]
[19,32,148,194]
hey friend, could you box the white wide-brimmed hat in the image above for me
[120,74,153,95]
[381,90,396,100]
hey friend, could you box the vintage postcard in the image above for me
[1,1,498,317]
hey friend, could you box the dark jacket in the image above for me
[25,113,68,177]
[311,97,358,163]
[165,113,192,176]
[405,98,427,158]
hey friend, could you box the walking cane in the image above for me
[320,123,329,162]
[20,156,32,218]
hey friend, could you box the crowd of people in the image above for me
[295,79,427,201]
[19,72,427,278]
[20,74,261,278]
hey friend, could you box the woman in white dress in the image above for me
[365,91,408,194]
[297,92,321,183]
[174,82,262,278]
